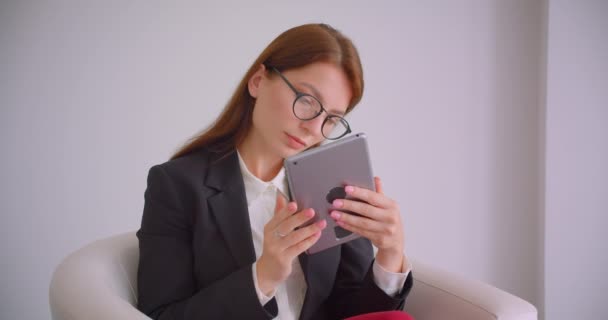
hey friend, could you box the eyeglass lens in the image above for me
[293,95,349,140]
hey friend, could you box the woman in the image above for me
[137,23,413,320]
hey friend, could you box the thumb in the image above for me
[274,191,288,215]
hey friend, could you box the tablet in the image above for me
[284,133,376,254]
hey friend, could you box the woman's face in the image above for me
[247,62,353,160]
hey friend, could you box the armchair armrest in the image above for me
[405,260,537,320]
[49,233,151,320]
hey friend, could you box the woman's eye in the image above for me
[301,96,315,106]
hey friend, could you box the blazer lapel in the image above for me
[205,150,257,267]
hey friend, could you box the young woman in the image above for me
[137,23,413,320]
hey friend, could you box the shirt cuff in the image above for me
[372,255,412,296]
[252,262,276,305]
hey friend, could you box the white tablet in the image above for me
[284,133,376,254]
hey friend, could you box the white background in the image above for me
[1,1,606,319]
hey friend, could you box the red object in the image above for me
[345,310,414,320]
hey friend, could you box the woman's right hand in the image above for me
[256,193,327,295]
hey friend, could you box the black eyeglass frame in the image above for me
[269,66,352,140]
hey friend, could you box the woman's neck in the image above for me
[237,135,283,182]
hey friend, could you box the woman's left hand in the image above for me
[330,176,405,273]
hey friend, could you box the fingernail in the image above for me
[317,219,327,229]
[288,202,297,212]
[305,209,315,217]
[332,199,343,208]
[345,186,354,194]
[330,211,341,220]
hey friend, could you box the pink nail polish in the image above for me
[330,211,341,219]
[288,202,297,211]
[317,219,327,228]
[345,186,354,194]
[332,199,343,208]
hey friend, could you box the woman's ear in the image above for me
[247,64,267,98]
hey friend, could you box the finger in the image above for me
[274,193,298,218]
[332,198,381,220]
[334,219,378,244]
[344,185,393,208]
[337,219,400,250]
[374,176,384,195]
[284,224,325,257]
[267,193,297,230]
[283,219,327,249]
[274,192,287,215]
[277,208,316,234]
[334,218,365,235]
[330,210,385,233]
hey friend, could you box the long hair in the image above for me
[171,23,364,160]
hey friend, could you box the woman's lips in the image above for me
[285,132,306,149]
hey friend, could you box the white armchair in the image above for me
[49,232,537,320]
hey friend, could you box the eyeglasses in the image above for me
[270,67,352,140]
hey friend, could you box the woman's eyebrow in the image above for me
[299,82,346,116]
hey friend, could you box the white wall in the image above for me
[0,1,548,319]
[544,0,608,319]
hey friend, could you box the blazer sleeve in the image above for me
[326,237,413,319]
[136,164,278,320]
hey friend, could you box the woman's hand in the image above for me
[256,193,327,296]
[329,177,405,273]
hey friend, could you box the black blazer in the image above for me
[137,147,413,320]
